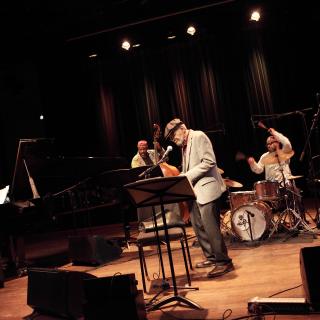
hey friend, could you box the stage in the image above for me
[1,199,320,320]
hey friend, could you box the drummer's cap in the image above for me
[164,118,184,141]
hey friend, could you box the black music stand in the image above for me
[124,175,202,310]
[92,166,163,246]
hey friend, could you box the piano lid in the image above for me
[9,138,129,201]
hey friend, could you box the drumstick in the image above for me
[235,151,247,161]
[257,121,269,131]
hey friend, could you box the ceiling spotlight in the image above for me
[167,31,176,40]
[88,53,97,58]
[121,40,131,50]
[187,26,196,36]
[250,10,261,22]
[132,43,141,48]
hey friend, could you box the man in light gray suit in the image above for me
[164,118,234,278]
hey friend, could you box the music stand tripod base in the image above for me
[125,176,202,311]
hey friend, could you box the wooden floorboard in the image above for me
[1,200,320,319]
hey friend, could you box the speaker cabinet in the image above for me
[83,274,146,320]
[300,246,320,310]
[27,267,96,319]
[68,235,122,266]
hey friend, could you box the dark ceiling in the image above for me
[1,0,319,55]
[1,0,240,40]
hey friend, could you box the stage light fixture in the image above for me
[250,10,260,22]
[167,34,176,40]
[187,26,196,36]
[121,40,131,50]
[88,53,97,58]
[132,43,141,48]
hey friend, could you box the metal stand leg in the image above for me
[147,200,201,311]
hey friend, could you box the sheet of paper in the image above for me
[0,185,9,204]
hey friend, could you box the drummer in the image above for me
[247,127,293,185]
[247,127,305,218]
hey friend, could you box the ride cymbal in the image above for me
[262,150,294,165]
[224,178,243,188]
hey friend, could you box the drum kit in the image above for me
[220,161,314,242]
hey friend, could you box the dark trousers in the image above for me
[190,199,231,265]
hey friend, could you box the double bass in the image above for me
[153,124,191,223]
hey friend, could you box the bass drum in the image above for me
[231,201,272,241]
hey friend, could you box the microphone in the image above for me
[159,145,173,162]
[138,146,173,178]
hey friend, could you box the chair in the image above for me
[136,205,193,293]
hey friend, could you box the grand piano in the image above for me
[0,138,143,274]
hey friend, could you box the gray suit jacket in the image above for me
[182,129,226,204]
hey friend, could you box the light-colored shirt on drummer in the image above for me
[248,129,293,185]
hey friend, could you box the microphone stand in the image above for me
[251,107,313,123]
[246,210,254,241]
[138,156,168,179]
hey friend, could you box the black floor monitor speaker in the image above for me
[68,235,122,266]
[27,267,96,319]
[300,246,320,310]
[83,273,146,320]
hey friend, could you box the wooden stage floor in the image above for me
[1,199,320,320]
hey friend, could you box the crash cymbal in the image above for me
[262,150,294,165]
[224,178,243,188]
[217,167,224,175]
[287,175,303,180]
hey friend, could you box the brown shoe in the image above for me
[195,260,216,268]
[207,262,234,278]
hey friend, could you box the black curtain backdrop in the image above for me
[1,1,320,198]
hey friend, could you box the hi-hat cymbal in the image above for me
[262,150,294,165]
[224,178,243,188]
[217,167,224,175]
[287,175,303,180]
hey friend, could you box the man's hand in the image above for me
[268,127,276,135]
[247,157,255,165]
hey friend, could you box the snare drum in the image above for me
[254,180,280,201]
[230,191,256,210]
[231,201,272,241]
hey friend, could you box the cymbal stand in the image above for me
[282,188,317,241]
[268,159,316,239]
[268,156,295,238]
[220,187,235,237]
